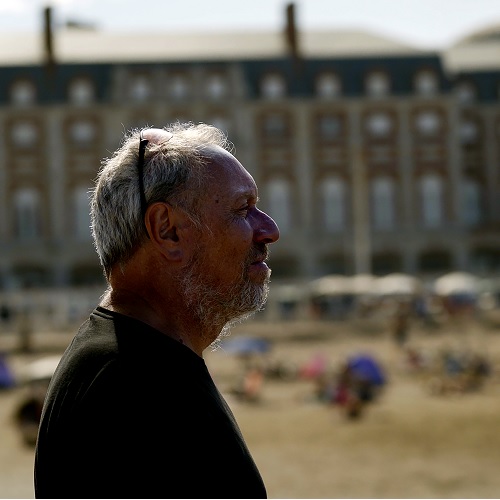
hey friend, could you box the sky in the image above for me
[1,0,500,49]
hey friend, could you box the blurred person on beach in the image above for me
[34,122,279,499]
[390,300,412,348]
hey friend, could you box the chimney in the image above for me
[43,6,55,69]
[285,3,299,60]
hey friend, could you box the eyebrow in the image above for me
[235,188,258,200]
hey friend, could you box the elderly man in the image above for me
[34,122,279,499]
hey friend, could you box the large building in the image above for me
[1,6,500,290]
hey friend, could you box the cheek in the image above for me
[218,223,254,253]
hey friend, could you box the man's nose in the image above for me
[253,209,280,244]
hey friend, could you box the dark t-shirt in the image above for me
[34,307,266,499]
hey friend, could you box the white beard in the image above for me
[179,251,271,346]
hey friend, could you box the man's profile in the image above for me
[34,122,279,499]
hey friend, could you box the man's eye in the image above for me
[237,206,251,217]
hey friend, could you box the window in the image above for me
[70,120,95,146]
[415,110,441,136]
[129,74,152,102]
[321,177,346,232]
[74,187,92,240]
[11,121,38,148]
[68,77,95,105]
[414,70,438,97]
[169,74,189,100]
[460,119,479,144]
[371,177,396,230]
[462,179,482,227]
[10,79,36,105]
[419,174,443,228]
[263,112,287,139]
[316,72,341,98]
[261,73,286,99]
[206,73,227,100]
[365,112,393,138]
[455,81,476,104]
[266,178,291,234]
[366,71,390,98]
[318,115,343,140]
[14,188,41,240]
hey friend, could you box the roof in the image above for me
[454,22,500,45]
[443,23,500,72]
[0,28,428,66]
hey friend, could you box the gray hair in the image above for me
[90,122,232,278]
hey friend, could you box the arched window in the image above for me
[68,77,95,105]
[318,115,342,140]
[365,112,393,138]
[316,72,341,98]
[414,70,438,97]
[266,178,291,234]
[74,187,92,240]
[371,177,395,230]
[455,81,476,104]
[415,110,442,136]
[11,121,38,149]
[321,177,346,232]
[260,73,286,99]
[365,71,390,98]
[263,112,287,139]
[69,120,96,146]
[460,118,479,144]
[14,188,41,240]
[10,79,36,105]
[462,179,482,227]
[419,174,443,228]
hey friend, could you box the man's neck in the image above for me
[100,286,210,357]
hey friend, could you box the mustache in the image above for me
[247,245,269,265]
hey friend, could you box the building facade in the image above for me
[1,17,500,289]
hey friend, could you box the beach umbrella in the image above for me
[0,353,15,389]
[308,274,352,296]
[433,272,479,296]
[220,336,271,356]
[19,355,61,384]
[350,274,377,295]
[347,354,386,386]
[376,273,421,296]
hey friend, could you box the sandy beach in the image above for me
[1,316,500,498]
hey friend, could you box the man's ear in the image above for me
[145,202,183,261]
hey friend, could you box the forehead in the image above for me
[205,146,257,199]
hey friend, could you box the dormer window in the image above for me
[69,77,95,105]
[129,74,152,102]
[316,72,341,98]
[10,79,36,106]
[169,74,189,100]
[206,73,227,100]
[261,73,286,99]
[366,71,390,98]
[455,81,476,104]
[414,70,438,97]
